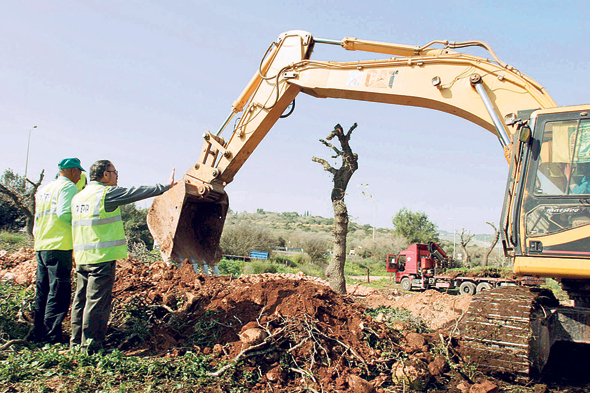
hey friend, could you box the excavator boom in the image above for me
[147,30,558,266]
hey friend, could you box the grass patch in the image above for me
[543,278,570,303]
[0,281,34,341]
[243,260,288,275]
[0,231,31,252]
[0,345,221,392]
[344,257,387,277]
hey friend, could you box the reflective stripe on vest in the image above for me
[73,239,127,251]
[72,182,127,264]
[33,177,74,250]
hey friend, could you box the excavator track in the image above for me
[459,286,558,380]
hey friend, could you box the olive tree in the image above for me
[391,208,439,244]
[312,123,359,294]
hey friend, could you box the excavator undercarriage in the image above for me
[460,286,590,380]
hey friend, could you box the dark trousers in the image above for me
[34,250,73,343]
[70,260,116,351]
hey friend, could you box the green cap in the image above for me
[58,158,85,172]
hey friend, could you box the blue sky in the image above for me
[1,0,588,233]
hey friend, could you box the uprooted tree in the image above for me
[0,169,44,236]
[312,123,359,294]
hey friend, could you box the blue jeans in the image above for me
[33,250,73,343]
[70,260,116,352]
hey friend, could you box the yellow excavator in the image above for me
[147,31,590,377]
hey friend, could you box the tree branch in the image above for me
[345,123,358,138]
[319,139,343,158]
[311,157,337,175]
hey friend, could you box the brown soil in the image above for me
[1,248,586,392]
[359,289,472,330]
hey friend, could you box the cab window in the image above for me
[398,255,406,272]
[534,120,590,196]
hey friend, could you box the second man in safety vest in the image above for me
[32,157,84,344]
[70,159,174,353]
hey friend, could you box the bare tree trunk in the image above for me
[327,199,348,294]
[312,123,359,294]
[458,228,474,268]
[481,222,500,267]
[0,171,44,237]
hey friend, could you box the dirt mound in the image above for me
[0,247,36,285]
[109,258,408,391]
[359,289,471,330]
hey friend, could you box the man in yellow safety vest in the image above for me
[70,160,174,353]
[31,157,84,344]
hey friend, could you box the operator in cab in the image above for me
[570,162,590,194]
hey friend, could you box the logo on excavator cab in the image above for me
[546,207,581,214]
[346,69,399,89]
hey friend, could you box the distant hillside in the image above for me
[225,209,395,236]
[222,209,505,267]
[227,209,495,245]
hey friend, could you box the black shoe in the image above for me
[47,334,69,345]
[25,331,46,343]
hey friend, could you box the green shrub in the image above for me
[543,278,570,303]
[290,253,308,265]
[127,241,160,263]
[0,345,218,391]
[295,263,324,278]
[244,260,287,275]
[218,258,243,277]
[271,255,297,267]
[366,306,429,333]
[220,221,278,256]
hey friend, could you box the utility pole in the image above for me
[372,200,376,242]
[24,125,37,183]
[448,218,456,260]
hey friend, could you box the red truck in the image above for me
[386,242,543,294]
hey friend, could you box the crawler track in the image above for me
[459,286,558,379]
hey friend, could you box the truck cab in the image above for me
[386,243,443,290]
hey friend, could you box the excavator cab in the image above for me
[504,106,590,285]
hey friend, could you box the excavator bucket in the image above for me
[147,181,229,267]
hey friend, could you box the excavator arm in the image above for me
[147,30,556,266]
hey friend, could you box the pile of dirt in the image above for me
[1,249,577,392]
[359,289,472,330]
[110,259,416,391]
[0,247,36,285]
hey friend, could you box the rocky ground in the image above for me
[1,248,589,392]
